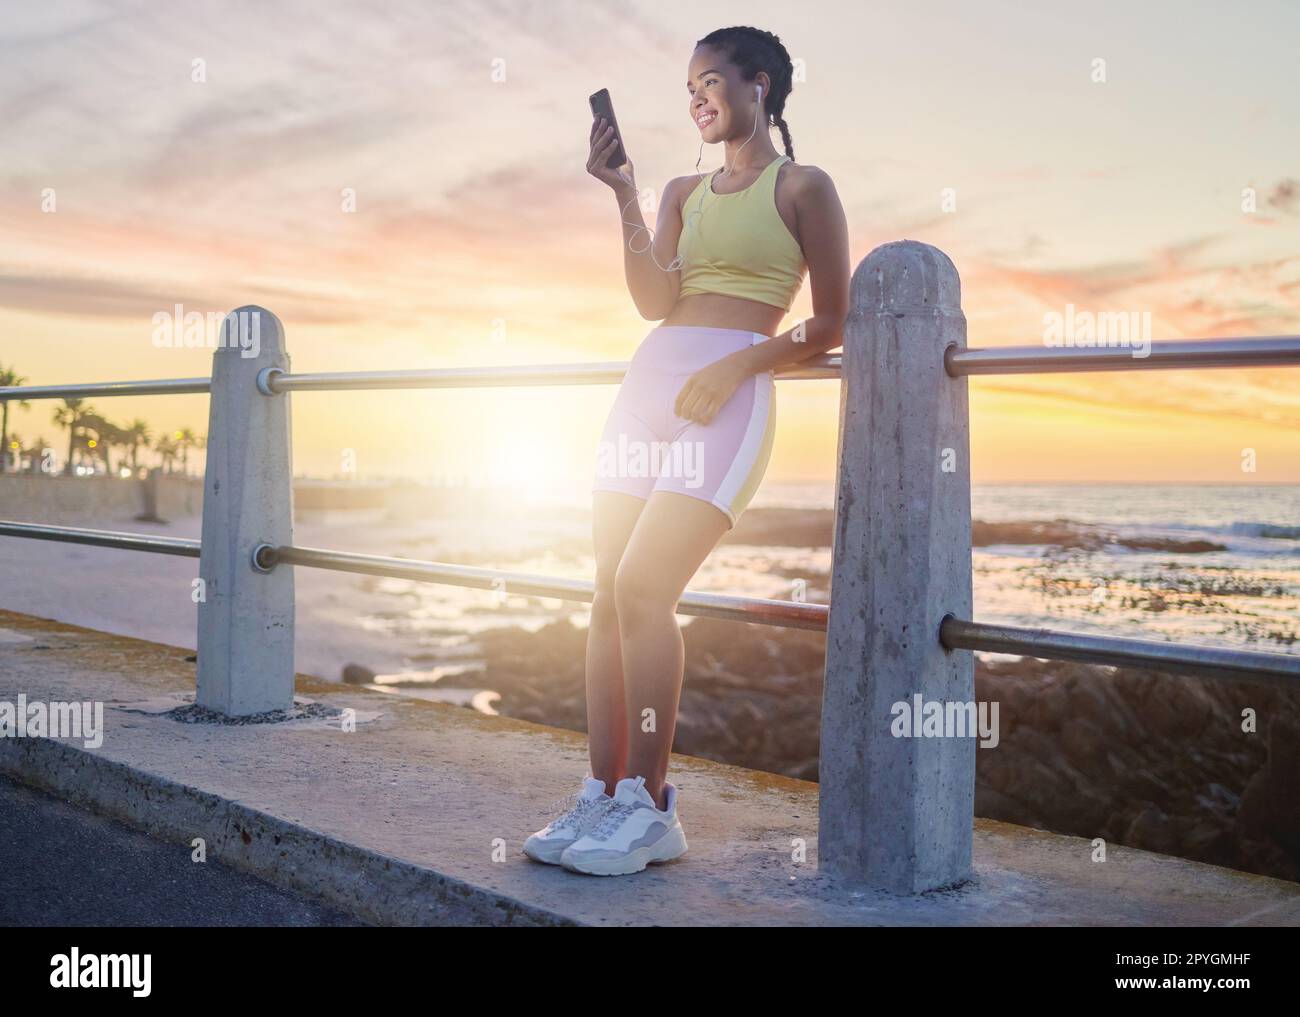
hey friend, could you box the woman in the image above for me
[525,26,849,876]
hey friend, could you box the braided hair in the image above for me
[696,26,796,161]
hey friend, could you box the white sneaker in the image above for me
[523,776,613,865]
[560,776,688,876]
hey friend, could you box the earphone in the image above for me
[619,82,768,273]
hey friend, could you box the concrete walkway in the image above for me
[2,608,1297,926]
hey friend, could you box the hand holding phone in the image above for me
[587,88,634,190]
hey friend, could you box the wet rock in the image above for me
[1239,713,1300,855]
[341,662,375,685]
[1124,806,1186,856]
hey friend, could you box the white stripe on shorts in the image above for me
[713,371,773,517]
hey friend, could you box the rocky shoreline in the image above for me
[725,507,1230,553]
[396,615,1299,883]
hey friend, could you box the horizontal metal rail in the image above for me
[0,378,211,400]
[261,355,843,393]
[265,544,830,630]
[3,522,1297,682]
[941,616,1300,686]
[947,335,1300,375]
[5,336,1297,401]
[0,356,843,402]
[0,521,201,557]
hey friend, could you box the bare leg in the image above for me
[615,492,730,810]
[586,491,646,791]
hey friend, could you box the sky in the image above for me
[1,0,1297,494]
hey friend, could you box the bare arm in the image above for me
[587,115,687,321]
[672,166,852,425]
[610,176,688,321]
[734,165,850,373]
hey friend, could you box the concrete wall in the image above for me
[0,474,536,525]
[0,473,202,525]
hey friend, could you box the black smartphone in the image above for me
[588,88,628,169]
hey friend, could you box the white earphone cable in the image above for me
[619,83,765,274]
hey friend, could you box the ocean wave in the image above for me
[1227,522,1300,541]
[971,519,1226,553]
[730,508,1300,556]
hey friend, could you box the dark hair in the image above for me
[696,26,796,160]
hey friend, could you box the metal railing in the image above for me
[4,519,1295,680]
[0,521,200,559]
[939,617,1300,686]
[2,240,1298,892]
[0,353,843,403]
[946,335,1300,375]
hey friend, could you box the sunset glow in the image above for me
[2,1,1297,489]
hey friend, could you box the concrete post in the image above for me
[196,306,295,716]
[819,241,973,892]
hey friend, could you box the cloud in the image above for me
[962,236,1300,346]
[0,271,367,325]
[1266,178,1298,215]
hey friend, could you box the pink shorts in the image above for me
[590,325,776,528]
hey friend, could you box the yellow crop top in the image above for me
[675,154,808,312]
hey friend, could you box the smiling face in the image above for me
[687,45,765,142]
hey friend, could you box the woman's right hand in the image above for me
[587,117,635,192]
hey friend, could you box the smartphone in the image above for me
[588,88,628,169]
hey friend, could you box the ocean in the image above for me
[342,482,1299,700]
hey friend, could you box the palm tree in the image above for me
[155,433,180,474]
[12,433,53,473]
[26,434,53,473]
[5,431,23,471]
[66,411,130,475]
[0,363,30,474]
[103,419,133,476]
[107,429,131,476]
[53,398,88,475]
[126,419,152,472]
[174,427,206,477]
